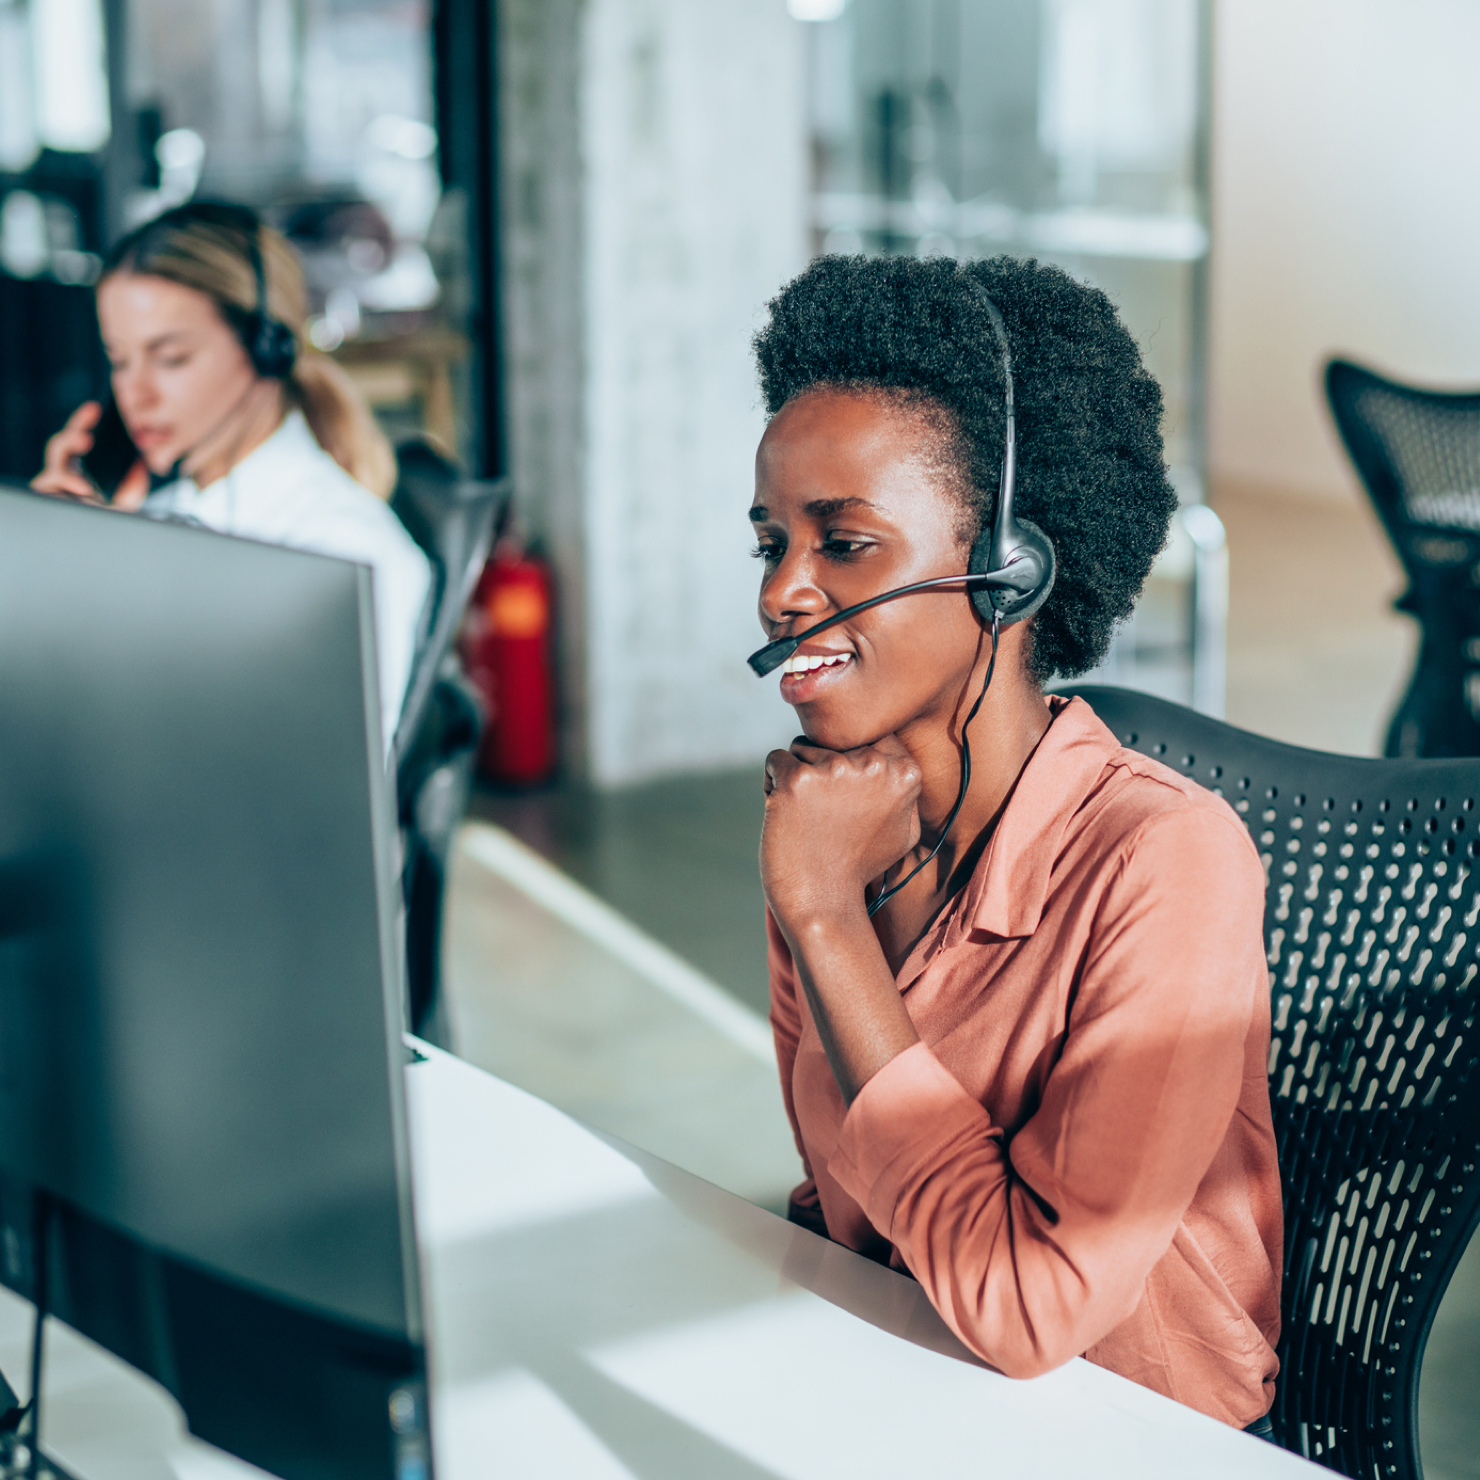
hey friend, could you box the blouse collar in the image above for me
[895,694,1123,989]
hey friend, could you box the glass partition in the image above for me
[799,0,1223,711]
[0,0,493,476]
[120,0,472,456]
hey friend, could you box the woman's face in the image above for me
[752,389,991,752]
[96,272,261,476]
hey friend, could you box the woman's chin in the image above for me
[788,676,918,752]
[795,709,889,754]
[142,449,181,476]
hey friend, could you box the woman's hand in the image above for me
[32,401,105,501]
[30,402,149,508]
[761,735,923,1102]
[761,734,922,939]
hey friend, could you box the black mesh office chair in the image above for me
[1326,360,1480,758]
[1064,684,1480,1480]
[390,440,508,1036]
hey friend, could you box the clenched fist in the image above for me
[761,734,923,940]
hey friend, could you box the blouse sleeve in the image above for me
[767,910,826,1234]
[825,807,1268,1377]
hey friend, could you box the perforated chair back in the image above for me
[388,440,508,1037]
[1064,684,1480,1480]
[1326,360,1480,757]
[389,439,509,769]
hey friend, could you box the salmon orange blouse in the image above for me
[768,695,1283,1427]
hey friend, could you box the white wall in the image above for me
[502,0,807,787]
[1209,0,1480,499]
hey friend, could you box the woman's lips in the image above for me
[777,651,853,704]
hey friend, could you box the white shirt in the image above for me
[143,411,432,754]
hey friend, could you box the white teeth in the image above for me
[780,652,852,676]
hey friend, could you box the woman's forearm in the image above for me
[783,909,918,1104]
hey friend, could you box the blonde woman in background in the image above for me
[32,202,431,754]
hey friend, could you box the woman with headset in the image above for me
[751,255,1281,1435]
[32,203,431,753]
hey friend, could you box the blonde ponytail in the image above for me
[103,205,399,499]
[287,350,398,499]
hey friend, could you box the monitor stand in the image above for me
[0,1336,76,1480]
[0,1198,73,1480]
[0,1367,20,1434]
[0,1435,78,1480]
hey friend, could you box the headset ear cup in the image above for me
[245,312,298,380]
[263,319,298,380]
[968,517,1056,627]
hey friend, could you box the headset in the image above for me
[748,273,1056,916]
[139,204,299,507]
[219,203,298,381]
[135,201,298,381]
[83,204,299,500]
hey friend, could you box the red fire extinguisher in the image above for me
[460,542,558,785]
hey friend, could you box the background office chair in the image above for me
[1065,683,1480,1480]
[1326,359,1480,758]
[390,439,508,1037]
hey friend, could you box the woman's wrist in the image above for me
[770,892,872,957]
[792,904,872,949]
[775,888,918,1106]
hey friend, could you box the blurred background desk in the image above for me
[0,1045,1319,1480]
[334,328,470,455]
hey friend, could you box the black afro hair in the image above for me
[752,254,1176,682]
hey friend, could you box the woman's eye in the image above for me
[751,543,783,564]
[821,537,869,560]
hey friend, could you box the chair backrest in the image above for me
[389,439,509,769]
[1328,359,1480,551]
[1064,683,1480,1480]
[1326,360,1480,759]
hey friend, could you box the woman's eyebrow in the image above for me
[143,330,192,352]
[804,496,876,518]
[749,496,879,523]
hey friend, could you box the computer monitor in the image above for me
[0,486,431,1479]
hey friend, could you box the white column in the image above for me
[502,0,807,787]
[581,0,807,786]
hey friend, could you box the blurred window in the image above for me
[0,0,112,169]
[0,0,491,480]
[118,0,474,459]
[796,0,1220,709]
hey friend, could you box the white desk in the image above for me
[0,1046,1321,1478]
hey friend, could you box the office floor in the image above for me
[442,480,1478,1476]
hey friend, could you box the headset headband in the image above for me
[965,281,1017,566]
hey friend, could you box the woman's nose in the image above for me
[115,368,155,416]
[760,547,829,628]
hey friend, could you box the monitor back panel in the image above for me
[0,487,418,1344]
